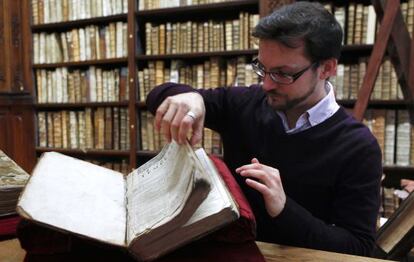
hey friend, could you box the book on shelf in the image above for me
[0,150,30,217]
[375,190,414,259]
[17,141,239,261]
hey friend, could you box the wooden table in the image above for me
[0,238,390,262]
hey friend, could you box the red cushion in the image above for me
[208,155,256,242]
[0,215,21,238]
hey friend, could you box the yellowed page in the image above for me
[17,152,126,246]
[126,141,198,243]
[184,148,238,224]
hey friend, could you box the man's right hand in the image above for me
[154,92,205,146]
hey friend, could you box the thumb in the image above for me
[251,158,259,164]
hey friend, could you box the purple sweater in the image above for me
[147,83,382,256]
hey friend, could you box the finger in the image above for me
[405,184,414,193]
[401,179,410,187]
[160,104,178,142]
[251,158,259,164]
[177,113,195,144]
[190,117,204,146]
[239,169,274,187]
[245,178,270,196]
[155,99,170,131]
[235,162,261,173]
[171,107,189,144]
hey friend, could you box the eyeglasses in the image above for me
[251,58,319,85]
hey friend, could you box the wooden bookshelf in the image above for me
[339,100,410,109]
[36,147,130,157]
[34,101,129,109]
[31,14,128,32]
[136,0,258,20]
[32,58,128,69]
[136,50,259,61]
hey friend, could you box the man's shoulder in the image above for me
[332,108,380,150]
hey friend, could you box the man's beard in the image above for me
[265,82,317,111]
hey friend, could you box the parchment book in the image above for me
[17,142,239,261]
[0,150,30,216]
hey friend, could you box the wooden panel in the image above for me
[8,0,24,92]
[0,0,10,92]
[0,0,25,92]
[8,109,35,172]
[0,109,9,152]
[0,94,36,173]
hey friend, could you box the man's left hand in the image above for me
[236,158,286,217]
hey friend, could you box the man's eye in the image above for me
[272,72,291,78]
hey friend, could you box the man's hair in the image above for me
[252,2,343,63]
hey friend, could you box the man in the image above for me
[146,2,382,256]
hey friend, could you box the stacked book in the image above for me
[0,150,30,217]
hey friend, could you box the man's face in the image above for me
[257,39,320,111]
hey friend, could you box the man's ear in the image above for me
[319,58,337,80]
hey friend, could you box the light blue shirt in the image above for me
[276,81,340,134]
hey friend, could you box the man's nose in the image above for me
[262,74,279,92]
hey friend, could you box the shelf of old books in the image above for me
[36,147,130,157]
[32,58,128,69]
[31,14,128,32]
[35,101,129,109]
[136,50,259,61]
[30,0,133,170]
[137,0,258,17]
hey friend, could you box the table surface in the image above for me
[0,238,391,262]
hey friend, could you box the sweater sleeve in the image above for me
[146,82,260,132]
[269,137,382,256]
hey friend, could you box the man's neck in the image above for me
[284,81,329,129]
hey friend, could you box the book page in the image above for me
[126,141,199,243]
[184,148,238,225]
[17,152,126,246]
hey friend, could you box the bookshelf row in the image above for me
[137,57,259,102]
[33,22,128,64]
[35,106,414,168]
[331,57,404,101]
[31,0,128,25]
[144,12,259,55]
[36,107,130,151]
[364,109,413,167]
[35,67,129,103]
[139,0,236,10]
[35,53,406,105]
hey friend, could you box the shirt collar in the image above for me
[275,81,340,133]
[306,81,339,126]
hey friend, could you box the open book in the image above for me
[0,150,30,217]
[17,142,239,261]
[374,190,414,259]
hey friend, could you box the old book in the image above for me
[37,112,47,147]
[17,141,239,261]
[353,4,363,44]
[375,190,414,260]
[0,150,30,217]
[396,110,411,166]
[384,110,396,165]
[346,3,356,45]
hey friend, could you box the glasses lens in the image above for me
[252,63,265,78]
[269,73,293,84]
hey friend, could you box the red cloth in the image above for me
[0,215,21,238]
[18,155,260,261]
[208,155,256,242]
